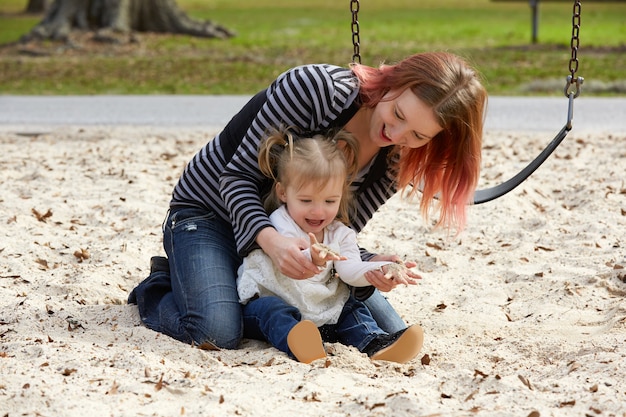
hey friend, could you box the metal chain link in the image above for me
[565,0,583,98]
[349,0,582,96]
[350,0,361,64]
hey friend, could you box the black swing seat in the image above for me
[473,91,576,205]
[473,124,571,204]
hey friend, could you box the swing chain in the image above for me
[351,0,361,64]
[565,0,583,98]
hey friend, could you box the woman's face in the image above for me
[369,88,443,149]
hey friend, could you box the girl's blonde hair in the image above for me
[351,51,487,231]
[258,126,359,225]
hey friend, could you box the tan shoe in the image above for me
[370,325,424,364]
[287,320,326,364]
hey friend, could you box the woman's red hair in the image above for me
[351,52,487,232]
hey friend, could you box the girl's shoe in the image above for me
[366,325,424,364]
[287,320,326,364]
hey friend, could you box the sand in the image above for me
[1,125,625,416]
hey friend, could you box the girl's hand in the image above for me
[308,233,346,267]
[257,227,319,279]
[364,254,422,291]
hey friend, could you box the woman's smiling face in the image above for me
[368,88,443,149]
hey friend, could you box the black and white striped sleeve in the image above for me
[219,64,359,256]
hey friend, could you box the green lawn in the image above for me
[1,0,624,95]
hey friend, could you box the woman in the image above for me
[128,51,487,350]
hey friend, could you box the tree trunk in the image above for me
[25,0,49,14]
[22,0,234,42]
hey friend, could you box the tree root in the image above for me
[20,0,234,43]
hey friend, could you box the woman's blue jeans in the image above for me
[130,207,406,349]
[133,207,243,348]
[243,295,388,356]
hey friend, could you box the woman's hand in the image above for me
[256,227,319,279]
[363,254,422,292]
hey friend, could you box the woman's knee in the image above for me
[184,317,242,350]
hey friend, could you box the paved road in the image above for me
[0,95,625,133]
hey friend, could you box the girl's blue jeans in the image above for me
[243,295,387,356]
[130,207,406,349]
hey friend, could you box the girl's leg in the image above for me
[337,296,424,363]
[134,207,243,349]
[335,296,386,352]
[242,296,301,354]
[243,296,326,363]
[362,290,407,334]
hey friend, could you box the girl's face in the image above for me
[276,176,344,240]
[369,88,443,149]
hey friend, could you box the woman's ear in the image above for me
[276,182,288,203]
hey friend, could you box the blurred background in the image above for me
[0,0,624,96]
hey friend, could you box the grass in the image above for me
[0,0,625,96]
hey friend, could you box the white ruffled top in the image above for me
[237,205,392,326]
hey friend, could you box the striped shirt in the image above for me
[171,64,399,257]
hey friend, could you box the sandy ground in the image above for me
[1,125,625,417]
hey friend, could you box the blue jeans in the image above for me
[132,207,243,348]
[243,295,387,355]
[130,207,406,349]
[362,288,407,334]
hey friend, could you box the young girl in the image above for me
[237,127,423,363]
